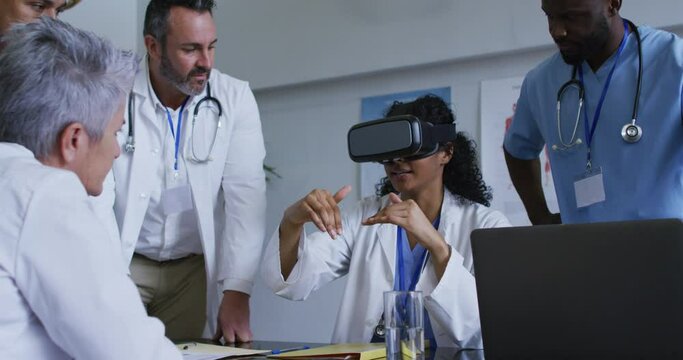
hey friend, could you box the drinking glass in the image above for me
[384,291,424,360]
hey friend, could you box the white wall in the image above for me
[60,0,138,52]
[215,0,683,90]
[60,0,683,344]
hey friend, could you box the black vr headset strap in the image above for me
[423,123,457,145]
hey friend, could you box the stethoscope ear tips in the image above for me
[621,123,642,143]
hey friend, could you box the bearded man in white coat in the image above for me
[0,18,181,359]
[96,0,267,342]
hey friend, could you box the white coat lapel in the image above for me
[182,87,216,277]
[185,160,215,278]
[118,93,158,262]
[376,222,397,282]
[185,158,219,334]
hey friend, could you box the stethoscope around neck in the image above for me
[553,19,643,152]
[123,81,224,163]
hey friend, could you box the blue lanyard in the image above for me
[164,97,190,173]
[579,20,629,169]
[396,216,441,291]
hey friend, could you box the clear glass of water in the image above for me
[384,291,424,360]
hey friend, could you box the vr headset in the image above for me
[347,115,457,163]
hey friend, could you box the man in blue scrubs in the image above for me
[504,0,683,224]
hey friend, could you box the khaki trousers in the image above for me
[130,253,207,340]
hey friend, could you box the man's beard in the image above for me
[160,50,210,96]
[560,16,611,66]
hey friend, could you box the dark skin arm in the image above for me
[504,147,561,225]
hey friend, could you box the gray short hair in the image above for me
[0,17,138,159]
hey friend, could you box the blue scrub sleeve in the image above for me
[503,76,546,160]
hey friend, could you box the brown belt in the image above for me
[133,252,200,264]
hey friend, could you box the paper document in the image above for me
[268,343,385,360]
[178,342,271,359]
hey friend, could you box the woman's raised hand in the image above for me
[282,185,352,239]
[363,193,444,251]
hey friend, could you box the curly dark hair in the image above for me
[375,94,492,206]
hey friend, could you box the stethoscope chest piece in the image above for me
[374,317,385,338]
[124,141,135,153]
[621,121,642,143]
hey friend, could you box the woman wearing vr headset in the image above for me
[261,95,510,349]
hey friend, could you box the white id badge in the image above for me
[161,185,194,216]
[574,167,606,208]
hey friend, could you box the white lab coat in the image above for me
[0,143,181,360]
[262,190,511,349]
[99,65,267,335]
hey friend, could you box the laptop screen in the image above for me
[471,218,683,359]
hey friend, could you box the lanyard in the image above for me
[164,97,190,175]
[396,216,441,291]
[578,20,629,170]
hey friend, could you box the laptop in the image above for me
[471,218,683,359]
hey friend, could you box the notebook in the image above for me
[471,218,683,359]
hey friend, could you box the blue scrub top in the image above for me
[394,227,436,347]
[504,25,683,223]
